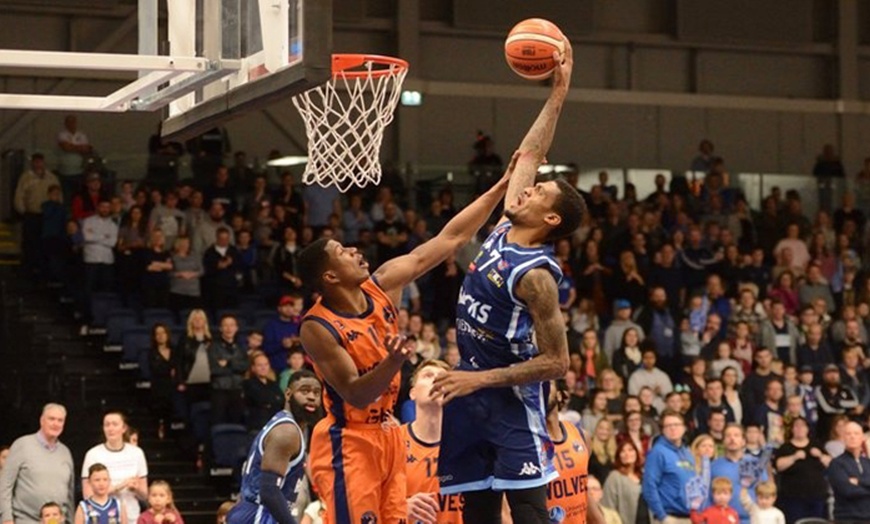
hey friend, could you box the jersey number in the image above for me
[553,450,575,470]
[425,456,438,478]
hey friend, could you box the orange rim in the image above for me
[332,54,408,79]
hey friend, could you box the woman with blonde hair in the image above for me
[589,418,618,483]
[416,321,441,361]
[180,309,212,405]
[579,328,609,388]
[690,433,718,474]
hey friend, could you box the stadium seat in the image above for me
[252,310,277,330]
[90,292,123,329]
[120,327,151,370]
[189,402,212,444]
[210,424,251,474]
[141,308,176,329]
[104,309,138,351]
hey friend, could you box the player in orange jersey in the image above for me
[546,379,604,524]
[297,153,520,524]
[402,360,463,524]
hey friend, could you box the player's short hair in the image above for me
[298,238,332,292]
[286,369,320,393]
[410,359,451,388]
[545,178,586,242]
[755,480,777,497]
[711,476,733,494]
[88,463,109,478]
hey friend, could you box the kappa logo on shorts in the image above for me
[361,511,377,524]
[519,462,542,476]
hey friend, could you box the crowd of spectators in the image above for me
[12,117,870,523]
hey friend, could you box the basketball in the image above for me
[504,18,566,80]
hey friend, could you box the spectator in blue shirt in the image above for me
[710,424,767,524]
[643,410,696,523]
[262,294,303,373]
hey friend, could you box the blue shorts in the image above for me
[227,500,281,524]
[438,382,557,495]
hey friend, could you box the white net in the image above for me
[291,56,408,192]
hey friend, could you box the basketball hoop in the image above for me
[291,54,409,192]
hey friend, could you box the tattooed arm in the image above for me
[431,268,568,401]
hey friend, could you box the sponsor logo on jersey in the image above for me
[346,330,361,341]
[458,289,492,324]
[361,511,378,523]
[548,506,566,523]
[572,440,584,453]
[487,268,504,287]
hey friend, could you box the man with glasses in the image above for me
[643,410,695,524]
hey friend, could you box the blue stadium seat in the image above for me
[104,310,139,351]
[252,310,277,331]
[210,424,251,468]
[141,308,176,329]
[121,327,151,370]
[90,292,123,328]
[189,402,212,444]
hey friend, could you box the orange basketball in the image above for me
[504,18,566,80]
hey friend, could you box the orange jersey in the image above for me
[546,422,590,524]
[303,278,401,426]
[401,423,464,524]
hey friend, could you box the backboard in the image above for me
[160,0,332,140]
[0,0,332,141]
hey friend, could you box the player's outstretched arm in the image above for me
[259,423,303,524]
[502,38,573,215]
[431,268,568,402]
[373,151,520,301]
[300,321,413,409]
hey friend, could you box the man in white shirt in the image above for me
[82,199,119,324]
[56,115,93,202]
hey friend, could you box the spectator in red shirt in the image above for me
[690,477,739,524]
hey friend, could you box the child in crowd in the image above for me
[245,330,264,356]
[74,463,127,524]
[137,481,185,524]
[690,477,739,524]
[40,502,64,524]
[278,346,308,391]
[741,480,786,524]
[797,366,819,430]
[744,424,766,458]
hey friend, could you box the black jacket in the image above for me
[828,452,870,520]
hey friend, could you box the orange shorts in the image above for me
[309,417,408,524]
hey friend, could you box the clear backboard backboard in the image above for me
[0,0,332,141]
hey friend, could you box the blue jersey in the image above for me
[79,497,122,524]
[457,221,562,371]
[238,410,306,506]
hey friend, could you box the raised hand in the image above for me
[385,334,415,363]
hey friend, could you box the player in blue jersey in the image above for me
[227,381,307,524]
[431,38,591,524]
